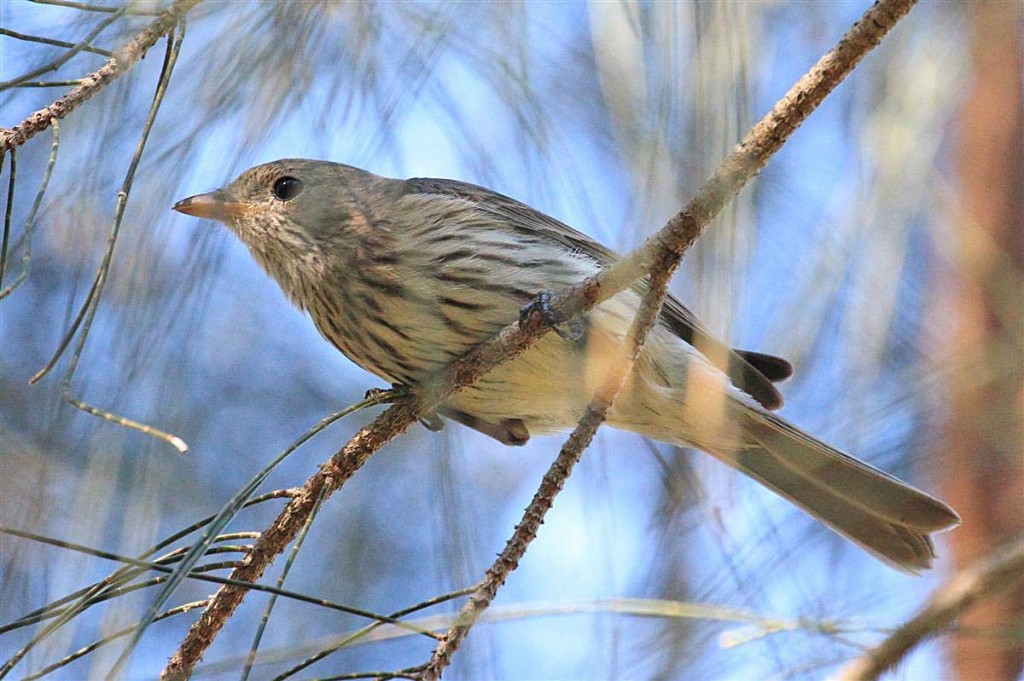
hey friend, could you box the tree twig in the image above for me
[0,0,201,153]
[161,0,919,677]
[29,0,160,14]
[0,27,113,57]
[834,535,1024,681]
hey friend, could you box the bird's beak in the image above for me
[173,189,247,222]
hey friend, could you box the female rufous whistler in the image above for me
[175,159,959,573]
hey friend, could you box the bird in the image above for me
[174,158,959,572]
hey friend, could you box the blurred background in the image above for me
[1,1,1021,679]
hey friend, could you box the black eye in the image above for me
[272,176,303,201]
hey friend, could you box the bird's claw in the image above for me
[364,384,407,404]
[365,386,445,432]
[519,290,586,342]
[519,290,557,328]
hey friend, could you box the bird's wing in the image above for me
[405,177,791,409]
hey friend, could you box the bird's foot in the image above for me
[365,384,442,431]
[519,290,586,342]
[363,384,408,404]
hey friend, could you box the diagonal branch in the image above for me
[833,535,1024,681]
[162,0,919,677]
[0,0,202,153]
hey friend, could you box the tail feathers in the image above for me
[725,447,939,572]
[734,350,794,383]
[750,413,960,533]
[705,410,960,573]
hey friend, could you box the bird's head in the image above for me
[174,158,402,283]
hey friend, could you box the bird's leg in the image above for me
[519,290,587,342]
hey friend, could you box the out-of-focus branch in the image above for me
[0,0,201,153]
[834,535,1024,681]
[162,0,918,677]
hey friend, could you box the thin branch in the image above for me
[0,0,201,152]
[135,395,392,674]
[162,406,422,679]
[317,670,420,681]
[161,0,919,677]
[267,588,476,681]
[0,6,126,92]
[0,527,428,635]
[240,486,329,681]
[9,80,88,88]
[180,595,857,678]
[0,150,15,288]
[0,493,291,638]
[28,0,160,14]
[0,27,113,57]
[834,535,1024,681]
[31,26,188,458]
[20,600,210,681]
[0,535,257,635]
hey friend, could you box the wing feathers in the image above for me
[405,177,790,409]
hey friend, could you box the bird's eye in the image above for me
[272,176,303,201]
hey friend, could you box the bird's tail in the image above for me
[702,407,960,573]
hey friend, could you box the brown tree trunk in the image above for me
[942,2,1024,680]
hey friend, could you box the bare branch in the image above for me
[161,0,919,677]
[29,0,160,14]
[834,535,1024,681]
[0,0,201,153]
[0,27,113,57]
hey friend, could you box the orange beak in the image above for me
[173,189,247,222]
